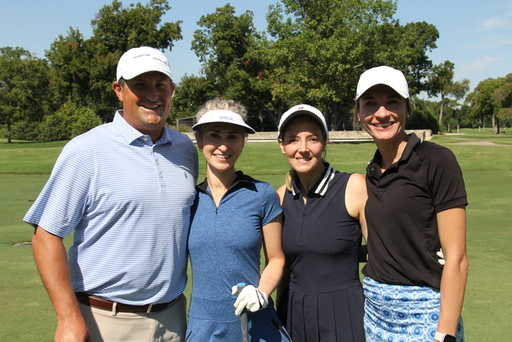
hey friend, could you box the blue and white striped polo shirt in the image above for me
[24,111,198,304]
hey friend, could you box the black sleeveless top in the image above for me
[277,164,365,341]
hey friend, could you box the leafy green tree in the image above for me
[71,107,103,138]
[191,4,277,129]
[407,97,440,132]
[46,28,91,111]
[46,0,182,122]
[171,75,216,126]
[37,112,72,142]
[457,104,475,128]
[448,81,472,132]
[192,4,256,85]
[263,0,439,129]
[492,74,512,132]
[91,0,181,52]
[36,101,102,141]
[441,98,461,132]
[0,47,49,142]
[426,61,470,129]
[187,0,439,130]
[10,121,41,141]
[88,0,182,120]
[465,77,507,131]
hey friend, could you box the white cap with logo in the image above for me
[277,104,329,140]
[355,66,409,100]
[116,46,173,82]
[192,110,256,134]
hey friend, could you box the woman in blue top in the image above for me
[186,99,291,342]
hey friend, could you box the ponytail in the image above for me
[285,169,297,192]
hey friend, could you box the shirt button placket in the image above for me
[152,146,165,187]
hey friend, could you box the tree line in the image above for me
[1,0,510,143]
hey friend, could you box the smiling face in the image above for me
[112,71,175,142]
[196,122,246,174]
[279,116,326,178]
[357,84,409,144]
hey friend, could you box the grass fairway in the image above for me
[1,129,510,340]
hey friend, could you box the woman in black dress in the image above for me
[276,104,368,342]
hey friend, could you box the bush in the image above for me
[11,120,42,141]
[71,108,103,138]
[408,98,440,132]
[37,112,71,141]
[36,102,103,142]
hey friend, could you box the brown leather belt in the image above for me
[75,292,175,313]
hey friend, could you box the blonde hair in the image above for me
[285,170,296,192]
[194,99,250,145]
[196,99,248,122]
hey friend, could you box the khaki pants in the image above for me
[79,294,187,342]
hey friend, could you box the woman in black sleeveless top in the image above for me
[275,104,368,342]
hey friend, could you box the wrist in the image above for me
[256,287,270,298]
[434,331,456,342]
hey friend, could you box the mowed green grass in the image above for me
[1,129,510,340]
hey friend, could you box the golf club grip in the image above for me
[241,311,249,342]
[236,282,249,342]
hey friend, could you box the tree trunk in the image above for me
[7,118,12,144]
[438,93,444,126]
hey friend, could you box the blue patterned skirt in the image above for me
[363,277,464,342]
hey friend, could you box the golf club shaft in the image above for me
[236,283,249,342]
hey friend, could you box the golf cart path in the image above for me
[445,141,510,146]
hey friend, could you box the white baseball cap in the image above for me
[116,46,173,81]
[192,110,256,134]
[277,104,329,140]
[355,66,409,100]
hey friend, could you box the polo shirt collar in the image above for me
[368,133,422,174]
[197,170,256,194]
[399,133,422,161]
[291,162,336,197]
[113,110,171,145]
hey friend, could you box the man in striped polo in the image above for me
[24,46,198,341]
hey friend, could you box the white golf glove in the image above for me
[437,248,446,266]
[231,285,268,316]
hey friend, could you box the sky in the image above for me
[1,0,511,93]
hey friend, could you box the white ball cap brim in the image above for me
[277,104,329,140]
[355,66,409,100]
[192,110,256,134]
[116,46,173,81]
